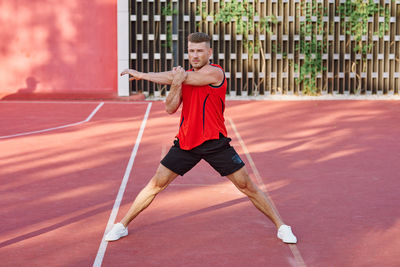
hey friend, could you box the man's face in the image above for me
[188,41,212,70]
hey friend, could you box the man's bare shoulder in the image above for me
[197,64,223,73]
[196,65,224,82]
[184,64,224,86]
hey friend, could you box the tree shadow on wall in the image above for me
[0,1,116,100]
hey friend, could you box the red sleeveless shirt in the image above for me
[176,64,227,150]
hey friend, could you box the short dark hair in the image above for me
[188,32,211,46]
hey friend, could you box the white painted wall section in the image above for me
[117,0,130,96]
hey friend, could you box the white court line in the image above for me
[228,117,307,267]
[0,102,104,139]
[93,102,152,267]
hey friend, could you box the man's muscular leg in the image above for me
[105,164,178,241]
[120,164,179,227]
[226,166,297,243]
[226,166,284,228]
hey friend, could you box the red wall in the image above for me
[0,0,117,98]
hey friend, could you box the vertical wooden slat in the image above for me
[271,0,276,94]
[183,0,189,70]
[266,0,271,94]
[322,0,328,94]
[137,1,144,93]
[242,7,248,96]
[288,0,295,94]
[255,0,259,95]
[276,0,280,94]
[282,0,288,94]
[175,0,183,69]
[154,0,161,94]
[396,1,399,94]
[338,2,344,94]
[235,15,241,96]
[333,2,339,94]
[327,0,334,94]
[130,0,136,93]
[389,0,394,94]
[343,1,349,94]
[371,3,377,94]
[295,0,301,94]
[259,0,266,95]
[376,4,381,94]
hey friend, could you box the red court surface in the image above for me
[0,100,399,267]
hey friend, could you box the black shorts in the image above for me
[161,134,245,176]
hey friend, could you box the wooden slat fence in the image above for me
[130,0,400,96]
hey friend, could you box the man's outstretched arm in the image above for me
[121,69,174,85]
[165,66,186,114]
[121,64,223,87]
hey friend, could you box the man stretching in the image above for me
[105,32,297,244]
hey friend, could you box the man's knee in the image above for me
[148,166,177,193]
[240,180,259,196]
[148,176,167,193]
[229,172,259,196]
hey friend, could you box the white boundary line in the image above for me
[0,102,104,139]
[228,117,307,267]
[93,102,152,267]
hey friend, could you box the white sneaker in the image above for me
[277,225,297,244]
[104,223,128,241]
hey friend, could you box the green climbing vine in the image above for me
[295,0,327,95]
[339,0,390,55]
[213,0,277,56]
[338,0,391,93]
[206,0,277,94]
